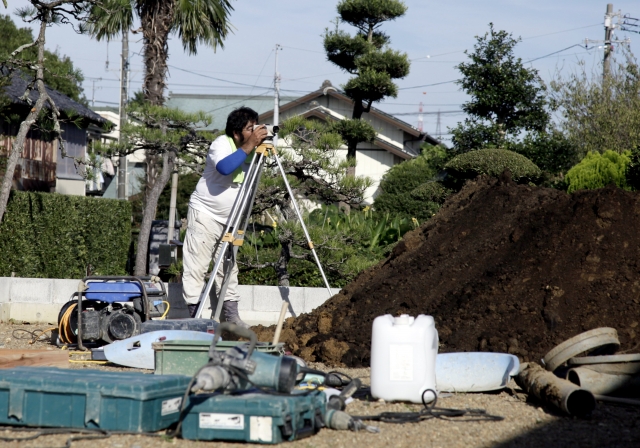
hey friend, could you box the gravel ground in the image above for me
[0,323,639,448]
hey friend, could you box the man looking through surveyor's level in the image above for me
[182,107,268,327]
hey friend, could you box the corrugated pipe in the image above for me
[516,363,596,417]
[567,367,640,397]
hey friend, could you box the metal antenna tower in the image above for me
[435,110,442,140]
[418,101,423,132]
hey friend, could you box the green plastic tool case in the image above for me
[181,390,326,444]
[153,340,285,376]
[0,367,191,431]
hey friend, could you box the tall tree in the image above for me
[87,0,233,106]
[451,24,549,154]
[323,0,410,166]
[551,57,640,159]
[87,0,234,275]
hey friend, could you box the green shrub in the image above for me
[0,191,131,278]
[374,144,451,220]
[237,205,419,287]
[566,150,631,193]
[410,181,451,203]
[444,148,541,187]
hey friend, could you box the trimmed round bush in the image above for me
[444,148,541,184]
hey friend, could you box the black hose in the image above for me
[351,389,505,424]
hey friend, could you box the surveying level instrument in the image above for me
[194,128,333,320]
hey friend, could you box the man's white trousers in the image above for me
[182,206,240,306]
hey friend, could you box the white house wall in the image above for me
[277,95,411,204]
[357,149,395,203]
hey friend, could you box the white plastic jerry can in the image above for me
[370,314,438,403]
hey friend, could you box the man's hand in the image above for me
[240,125,268,154]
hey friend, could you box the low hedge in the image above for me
[0,191,131,278]
[444,148,541,184]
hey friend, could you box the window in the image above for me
[56,122,86,179]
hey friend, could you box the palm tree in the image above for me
[88,0,234,106]
[87,0,233,276]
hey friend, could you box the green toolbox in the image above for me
[0,367,191,431]
[153,340,285,376]
[181,390,326,443]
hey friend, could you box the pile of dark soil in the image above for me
[253,173,640,367]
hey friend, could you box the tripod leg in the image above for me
[272,152,333,297]
[212,158,264,321]
[211,244,237,321]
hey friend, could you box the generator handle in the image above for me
[82,276,150,321]
[210,322,257,358]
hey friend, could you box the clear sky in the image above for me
[3,0,640,143]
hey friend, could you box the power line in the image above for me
[410,23,601,61]
[167,64,274,90]
[399,43,596,91]
[522,23,601,40]
[249,50,274,96]
[379,102,463,106]
[523,44,585,63]
[203,90,275,114]
[398,79,458,91]
[392,110,463,116]
[280,45,325,54]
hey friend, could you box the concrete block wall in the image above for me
[0,277,334,325]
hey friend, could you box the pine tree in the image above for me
[323,0,410,167]
[451,24,549,154]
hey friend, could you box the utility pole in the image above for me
[604,3,614,78]
[273,44,281,147]
[167,169,178,243]
[585,5,630,78]
[117,31,129,200]
[89,78,102,108]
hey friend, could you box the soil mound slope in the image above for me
[254,174,640,367]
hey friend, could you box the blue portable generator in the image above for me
[57,276,168,346]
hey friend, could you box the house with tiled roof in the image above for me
[0,69,111,195]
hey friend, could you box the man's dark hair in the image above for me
[225,107,259,137]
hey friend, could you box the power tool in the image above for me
[191,322,299,393]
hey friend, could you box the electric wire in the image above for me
[167,64,274,90]
[249,50,274,96]
[59,303,77,344]
[400,41,603,92]
[159,301,170,319]
[524,44,586,63]
[11,327,57,344]
[203,88,274,115]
